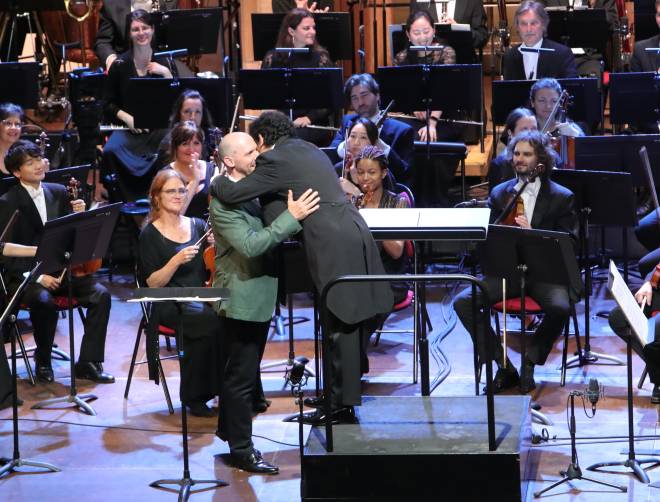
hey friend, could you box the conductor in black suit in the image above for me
[631,0,660,72]
[409,0,489,50]
[94,0,178,69]
[211,112,393,425]
[0,141,114,386]
[453,130,578,394]
[502,0,578,80]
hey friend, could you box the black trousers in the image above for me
[217,317,269,456]
[327,313,367,409]
[609,294,660,385]
[453,276,571,366]
[16,275,111,366]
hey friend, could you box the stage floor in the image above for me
[1,271,660,501]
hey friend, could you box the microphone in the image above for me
[585,378,602,413]
[455,198,489,208]
[287,356,309,386]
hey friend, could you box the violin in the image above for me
[66,177,102,277]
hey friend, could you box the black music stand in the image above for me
[546,7,609,54]
[128,287,230,501]
[608,72,660,131]
[126,77,233,130]
[0,164,90,197]
[239,67,343,120]
[31,203,121,416]
[147,8,221,56]
[633,0,657,43]
[479,225,583,392]
[435,23,476,64]
[250,12,353,62]
[0,260,61,479]
[0,62,40,109]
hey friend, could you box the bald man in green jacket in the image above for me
[210,132,319,474]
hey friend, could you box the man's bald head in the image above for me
[219,132,258,180]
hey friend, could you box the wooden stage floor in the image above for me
[1,271,660,501]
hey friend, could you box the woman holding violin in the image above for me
[139,169,220,417]
[261,8,335,146]
[531,78,584,138]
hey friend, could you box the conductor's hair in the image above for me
[248,111,294,147]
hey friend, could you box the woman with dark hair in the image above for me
[392,8,458,143]
[530,78,584,137]
[0,103,25,175]
[139,169,220,417]
[164,121,218,218]
[261,8,335,146]
[101,9,172,201]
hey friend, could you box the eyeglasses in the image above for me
[162,188,187,196]
[1,120,22,129]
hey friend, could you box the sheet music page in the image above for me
[360,208,420,228]
[608,261,648,346]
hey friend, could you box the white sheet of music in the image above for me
[359,208,490,230]
[608,260,650,347]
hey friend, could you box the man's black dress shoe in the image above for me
[652,384,660,405]
[299,406,358,426]
[35,362,54,383]
[75,361,115,384]
[303,395,325,408]
[518,360,536,394]
[487,366,520,394]
[0,393,23,410]
[232,449,279,475]
[252,399,272,414]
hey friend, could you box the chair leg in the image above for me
[124,318,144,400]
[638,366,648,389]
[14,326,35,386]
[165,334,172,351]
[158,354,174,415]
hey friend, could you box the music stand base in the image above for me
[531,409,553,426]
[565,349,624,368]
[533,464,626,498]
[587,457,660,484]
[260,359,316,378]
[31,393,98,416]
[149,477,228,501]
[0,457,61,478]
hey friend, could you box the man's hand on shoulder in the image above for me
[287,188,320,221]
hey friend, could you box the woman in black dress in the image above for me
[261,8,335,146]
[139,169,219,417]
[101,9,172,201]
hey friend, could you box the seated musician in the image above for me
[631,0,660,73]
[101,9,172,201]
[162,121,218,218]
[330,73,414,183]
[0,140,114,385]
[608,266,660,404]
[0,103,24,176]
[272,0,331,13]
[453,130,578,393]
[95,0,179,70]
[502,1,578,80]
[334,118,386,188]
[157,89,217,168]
[392,9,459,143]
[139,169,220,417]
[410,0,489,54]
[261,8,335,147]
[530,78,584,137]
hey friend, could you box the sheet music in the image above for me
[608,261,648,346]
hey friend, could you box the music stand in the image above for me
[546,7,609,54]
[552,169,635,371]
[633,0,657,43]
[0,62,40,109]
[608,72,660,130]
[239,67,343,120]
[0,164,90,197]
[31,203,121,416]
[147,8,221,56]
[250,12,353,62]
[479,225,583,393]
[128,287,230,501]
[0,260,61,479]
[125,77,233,130]
[435,23,476,64]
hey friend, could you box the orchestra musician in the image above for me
[211,131,319,475]
[0,140,114,385]
[608,265,660,404]
[630,0,660,73]
[392,9,459,143]
[272,0,332,13]
[139,169,220,417]
[330,73,414,183]
[211,111,393,425]
[502,1,578,80]
[409,0,489,52]
[530,78,584,137]
[0,103,24,176]
[261,8,335,147]
[163,121,217,218]
[453,130,578,394]
[101,9,172,201]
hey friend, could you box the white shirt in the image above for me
[520,38,543,80]
[514,177,541,224]
[433,0,456,22]
[132,0,154,11]
[21,181,47,224]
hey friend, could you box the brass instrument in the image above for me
[238,114,339,132]
[64,0,94,22]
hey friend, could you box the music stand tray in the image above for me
[546,8,609,53]
[128,287,230,500]
[0,62,40,109]
[608,72,660,126]
[0,164,91,197]
[31,203,121,416]
[148,8,222,56]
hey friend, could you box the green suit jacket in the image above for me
[210,197,301,323]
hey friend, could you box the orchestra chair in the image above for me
[487,295,582,389]
[124,266,175,414]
